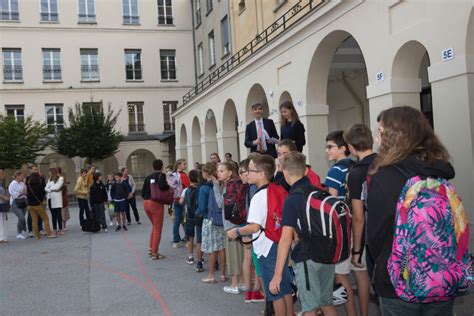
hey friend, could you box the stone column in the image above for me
[187,140,203,165]
[217,130,240,161]
[201,136,218,163]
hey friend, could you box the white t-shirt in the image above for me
[246,188,273,258]
[181,188,188,199]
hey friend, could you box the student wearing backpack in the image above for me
[367,106,470,315]
[270,152,338,316]
[198,162,226,283]
[180,169,202,266]
[228,153,294,316]
[342,123,376,316]
[324,130,356,314]
[213,162,244,295]
[169,159,190,248]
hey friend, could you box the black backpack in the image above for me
[81,218,101,233]
[186,185,199,218]
[293,185,351,290]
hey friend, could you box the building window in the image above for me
[197,43,203,76]
[195,0,201,27]
[128,102,144,132]
[206,0,212,13]
[160,49,176,80]
[78,0,95,23]
[123,0,139,24]
[45,104,64,134]
[157,0,173,25]
[2,48,22,82]
[163,101,177,131]
[5,105,24,122]
[40,0,58,22]
[238,0,245,12]
[0,0,19,21]
[221,15,230,56]
[125,49,142,80]
[208,30,215,67]
[42,48,61,81]
[80,49,99,81]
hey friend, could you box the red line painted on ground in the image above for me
[123,232,171,316]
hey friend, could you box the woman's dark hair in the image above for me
[93,172,102,182]
[50,168,59,182]
[279,101,300,128]
[371,106,450,174]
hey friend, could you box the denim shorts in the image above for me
[195,225,202,244]
[186,216,195,238]
[258,243,293,302]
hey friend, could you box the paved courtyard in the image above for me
[0,199,472,316]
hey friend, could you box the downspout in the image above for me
[190,0,198,85]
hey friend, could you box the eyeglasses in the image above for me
[246,169,262,174]
[239,170,247,175]
[325,145,339,150]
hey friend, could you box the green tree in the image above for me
[53,102,123,164]
[0,116,50,169]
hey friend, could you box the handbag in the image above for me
[0,203,9,213]
[15,197,27,209]
[150,178,174,205]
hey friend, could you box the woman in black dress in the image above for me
[279,101,306,152]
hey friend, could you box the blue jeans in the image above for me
[379,297,454,316]
[172,202,184,243]
[78,198,90,226]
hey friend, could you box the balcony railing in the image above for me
[43,66,62,80]
[3,65,23,81]
[0,11,19,21]
[129,123,145,132]
[182,0,326,105]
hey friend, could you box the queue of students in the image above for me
[162,105,469,316]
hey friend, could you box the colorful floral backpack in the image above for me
[388,171,472,303]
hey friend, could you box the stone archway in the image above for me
[178,124,188,161]
[220,99,240,162]
[126,149,156,184]
[204,109,218,162]
[245,83,270,123]
[190,116,203,165]
[278,91,293,106]
[40,153,76,193]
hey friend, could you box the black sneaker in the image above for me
[185,256,195,265]
[137,221,142,225]
[196,261,203,272]
[123,225,128,231]
[116,226,122,232]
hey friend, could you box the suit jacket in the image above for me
[244,118,279,158]
[280,120,306,152]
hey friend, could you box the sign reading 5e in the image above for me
[442,48,454,62]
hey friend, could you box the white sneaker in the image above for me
[333,284,348,306]
[103,229,108,233]
[40,230,47,236]
[223,286,240,295]
[16,234,27,240]
[28,232,34,238]
[238,283,247,292]
[173,242,184,248]
[109,221,114,227]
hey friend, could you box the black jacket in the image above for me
[244,118,279,158]
[367,156,455,298]
[90,182,108,204]
[27,182,46,206]
[111,181,129,201]
[141,171,169,200]
[280,120,306,152]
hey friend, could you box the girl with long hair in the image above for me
[279,101,306,152]
[45,167,64,236]
[169,159,190,247]
[367,106,455,315]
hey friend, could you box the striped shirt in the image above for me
[324,158,354,200]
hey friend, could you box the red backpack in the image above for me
[264,182,288,243]
[224,179,248,225]
[306,167,324,190]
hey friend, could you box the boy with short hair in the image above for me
[111,172,128,232]
[342,123,377,316]
[324,130,355,314]
[270,152,338,316]
[227,154,293,315]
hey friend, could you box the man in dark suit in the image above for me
[244,103,279,158]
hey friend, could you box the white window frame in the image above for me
[195,0,201,26]
[123,0,139,24]
[197,43,204,76]
[42,48,61,81]
[2,48,22,82]
[157,0,173,25]
[221,15,230,56]
[160,50,177,81]
[127,102,144,132]
[0,0,19,21]
[45,103,64,134]
[206,0,212,13]
[124,49,142,81]
[80,49,99,81]
[163,101,177,131]
[208,31,215,67]
[5,104,24,122]
[40,0,58,22]
[78,0,96,23]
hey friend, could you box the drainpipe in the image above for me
[190,0,198,85]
